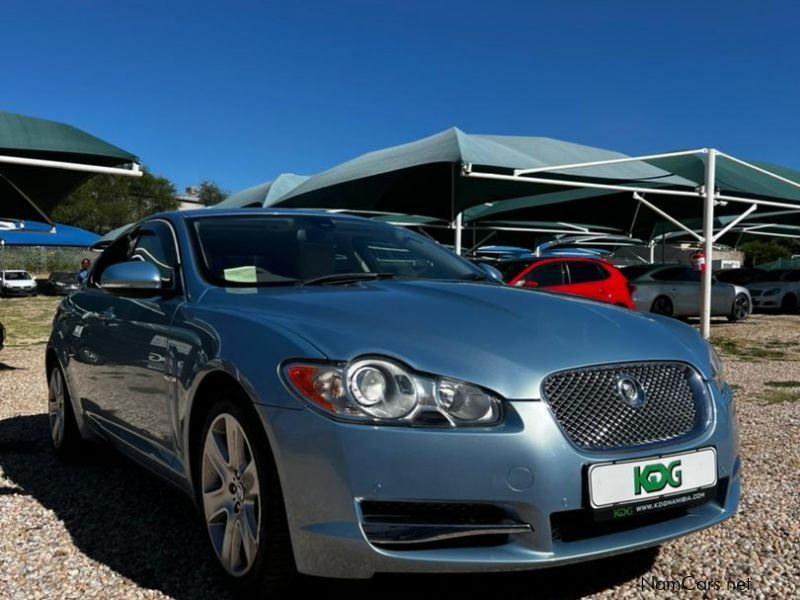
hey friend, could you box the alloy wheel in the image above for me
[48,368,66,448]
[734,295,750,320]
[652,296,673,316]
[201,413,261,577]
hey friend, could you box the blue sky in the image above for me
[4,1,799,194]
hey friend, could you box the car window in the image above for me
[567,261,609,284]
[620,265,654,280]
[90,232,136,286]
[496,260,536,282]
[3,272,31,280]
[130,222,178,287]
[523,263,563,287]
[652,267,695,282]
[780,270,800,282]
[190,215,480,286]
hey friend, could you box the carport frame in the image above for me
[0,154,142,226]
[460,148,800,338]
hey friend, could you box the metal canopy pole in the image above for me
[701,149,717,339]
[711,203,757,242]
[454,212,463,255]
[632,192,704,242]
[0,154,142,177]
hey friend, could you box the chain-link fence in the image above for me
[0,245,95,275]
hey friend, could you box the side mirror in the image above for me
[523,280,539,288]
[100,261,162,292]
[477,263,504,282]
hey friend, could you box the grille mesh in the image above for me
[541,362,702,449]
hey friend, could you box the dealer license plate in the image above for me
[588,447,717,509]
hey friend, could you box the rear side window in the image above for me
[652,267,688,281]
[524,263,564,287]
[567,262,609,284]
[620,265,653,280]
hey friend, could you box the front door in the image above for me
[69,221,183,465]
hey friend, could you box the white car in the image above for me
[747,269,800,312]
[0,270,38,297]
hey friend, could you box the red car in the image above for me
[496,257,635,309]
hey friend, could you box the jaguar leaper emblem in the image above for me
[616,374,647,408]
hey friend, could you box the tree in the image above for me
[739,238,800,266]
[52,168,179,233]
[198,180,227,206]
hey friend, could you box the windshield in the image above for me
[190,215,481,286]
[4,271,31,280]
[50,272,76,282]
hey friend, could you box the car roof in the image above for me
[158,207,380,224]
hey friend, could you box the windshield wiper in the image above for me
[296,272,398,286]
[460,272,489,281]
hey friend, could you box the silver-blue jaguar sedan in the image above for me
[46,209,740,594]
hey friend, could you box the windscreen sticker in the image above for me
[223,265,258,283]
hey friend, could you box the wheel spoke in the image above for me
[226,417,246,473]
[48,371,65,447]
[205,433,230,479]
[239,518,258,566]
[241,459,259,499]
[203,486,230,519]
[219,513,238,572]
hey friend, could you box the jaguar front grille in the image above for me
[541,362,708,450]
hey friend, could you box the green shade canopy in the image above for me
[274,127,692,221]
[461,154,800,241]
[0,111,139,221]
[217,173,309,208]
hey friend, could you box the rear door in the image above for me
[565,260,612,303]
[517,261,568,291]
[650,267,696,315]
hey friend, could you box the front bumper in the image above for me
[259,387,739,579]
[2,286,37,296]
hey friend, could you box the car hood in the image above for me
[3,279,35,287]
[202,281,710,399]
[749,281,791,289]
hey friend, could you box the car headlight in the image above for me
[707,342,726,390]
[764,288,781,296]
[283,357,502,426]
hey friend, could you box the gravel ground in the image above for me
[0,299,798,599]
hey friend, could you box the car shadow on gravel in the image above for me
[0,414,657,599]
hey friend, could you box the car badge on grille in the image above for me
[616,374,647,408]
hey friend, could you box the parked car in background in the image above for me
[746,269,800,312]
[47,209,739,594]
[714,267,768,287]
[41,271,80,296]
[472,245,533,261]
[497,256,635,308]
[0,270,38,297]
[623,265,751,321]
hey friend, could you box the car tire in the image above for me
[196,393,295,595]
[650,295,674,317]
[781,293,798,313]
[727,293,751,322]
[48,365,84,459]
